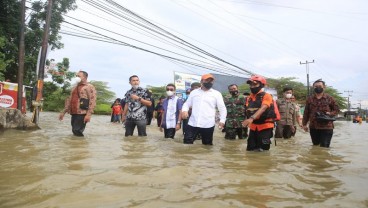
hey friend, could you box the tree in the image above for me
[89,80,116,104]
[0,0,76,85]
[0,37,8,80]
[238,77,346,109]
[147,85,166,100]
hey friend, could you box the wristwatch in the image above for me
[250,115,256,120]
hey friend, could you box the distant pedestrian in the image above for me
[121,75,152,137]
[59,71,97,136]
[223,84,248,140]
[146,90,155,125]
[110,98,121,122]
[275,87,302,139]
[159,84,184,139]
[302,79,339,148]
[154,96,165,127]
[111,99,123,123]
[242,75,275,152]
[181,74,227,145]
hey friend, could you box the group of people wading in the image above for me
[59,71,339,150]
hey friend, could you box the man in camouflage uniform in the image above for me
[224,84,248,140]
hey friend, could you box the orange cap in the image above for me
[201,73,215,80]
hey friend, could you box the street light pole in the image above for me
[300,60,314,97]
[344,90,353,120]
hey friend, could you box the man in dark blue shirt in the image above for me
[122,75,152,136]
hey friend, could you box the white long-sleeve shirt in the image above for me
[182,88,227,128]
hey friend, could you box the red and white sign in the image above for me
[0,82,27,113]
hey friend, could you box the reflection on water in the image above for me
[1,112,368,207]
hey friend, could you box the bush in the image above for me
[94,103,112,115]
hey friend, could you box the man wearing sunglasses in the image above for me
[159,83,184,139]
[181,74,227,145]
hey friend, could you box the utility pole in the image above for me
[358,100,362,116]
[17,0,26,112]
[32,0,53,124]
[300,60,314,97]
[344,90,353,120]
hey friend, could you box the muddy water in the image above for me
[0,112,367,207]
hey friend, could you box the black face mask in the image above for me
[203,82,213,89]
[250,86,262,94]
[230,90,238,96]
[314,87,324,94]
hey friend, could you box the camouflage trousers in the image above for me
[225,127,248,140]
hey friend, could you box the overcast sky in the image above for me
[48,0,368,108]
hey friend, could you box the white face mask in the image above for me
[132,84,139,90]
[166,91,174,97]
[71,77,81,86]
[285,93,292,99]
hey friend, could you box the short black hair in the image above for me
[228,84,238,89]
[166,83,176,89]
[79,70,88,78]
[129,75,139,82]
[313,79,325,86]
[283,86,293,92]
[191,82,201,88]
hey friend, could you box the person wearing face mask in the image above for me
[241,75,276,152]
[181,74,227,145]
[159,84,184,139]
[121,75,152,137]
[59,71,97,136]
[275,87,302,139]
[223,84,248,140]
[302,79,339,148]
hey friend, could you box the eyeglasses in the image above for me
[166,88,175,91]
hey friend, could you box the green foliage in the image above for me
[0,0,77,84]
[89,80,116,104]
[94,103,111,115]
[41,60,116,113]
[42,82,69,112]
[147,85,166,100]
[239,77,347,109]
[0,37,8,80]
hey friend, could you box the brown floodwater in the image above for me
[1,112,367,208]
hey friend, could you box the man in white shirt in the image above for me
[181,74,227,145]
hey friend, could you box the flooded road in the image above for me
[1,112,368,207]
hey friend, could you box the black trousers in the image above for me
[157,114,162,127]
[71,114,86,137]
[164,128,176,139]
[125,118,147,136]
[182,118,189,135]
[247,128,273,151]
[184,125,214,145]
[310,128,333,148]
[146,112,153,125]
